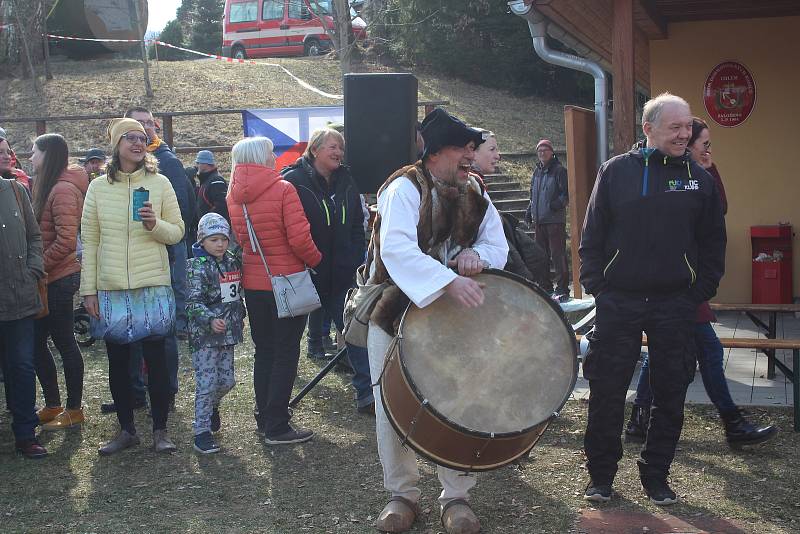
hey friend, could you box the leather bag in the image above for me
[242,204,321,318]
[342,263,389,347]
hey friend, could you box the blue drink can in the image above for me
[132,187,150,221]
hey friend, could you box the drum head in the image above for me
[399,270,576,436]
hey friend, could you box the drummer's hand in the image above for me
[447,248,485,277]
[445,276,485,308]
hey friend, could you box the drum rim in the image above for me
[395,268,578,439]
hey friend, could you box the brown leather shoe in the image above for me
[153,429,177,453]
[42,408,85,430]
[441,499,480,534]
[376,496,419,533]
[37,405,63,423]
[98,430,140,456]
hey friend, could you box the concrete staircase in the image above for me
[483,173,529,221]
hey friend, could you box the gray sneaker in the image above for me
[153,429,177,453]
[98,429,140,456]
[264,425,314,445]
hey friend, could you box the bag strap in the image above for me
[242,203,273,278]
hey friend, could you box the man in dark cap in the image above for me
[78,148,107,181]
[365,108,508,534]
[524,138,570,302]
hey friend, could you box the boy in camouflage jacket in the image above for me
[186,213,245,453]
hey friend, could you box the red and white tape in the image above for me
[153,40,257,64]
[47,34,145,43]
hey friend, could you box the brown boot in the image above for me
[441,499,480,534]
[376,496,419,533]
[98,430,140,456]
[153,429,177,453]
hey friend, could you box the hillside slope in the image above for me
[2,56,571,174]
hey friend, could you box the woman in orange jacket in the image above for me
[29,134,89,430]
[227,136,321,444]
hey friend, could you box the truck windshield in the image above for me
[308,0,332,15]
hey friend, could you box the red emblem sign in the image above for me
[703,61,756,127]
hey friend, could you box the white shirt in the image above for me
[376,176,508,308]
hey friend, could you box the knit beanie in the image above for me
[197,213,230,242]
[107,118,146,150]
[536,139,554,151]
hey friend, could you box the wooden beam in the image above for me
[612,0,636,155]
[635,0,667,39]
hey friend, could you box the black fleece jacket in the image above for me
[281,157,365,297]
[579,145,726,303]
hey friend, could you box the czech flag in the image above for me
[242,107,344,169]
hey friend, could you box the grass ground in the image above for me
[0,326,797,534]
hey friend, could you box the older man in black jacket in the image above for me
[579,93,726,506]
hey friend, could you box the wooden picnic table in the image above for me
[710,302,800,379]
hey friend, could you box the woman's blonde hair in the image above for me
[231,136,275,175]
[303,128,344,161]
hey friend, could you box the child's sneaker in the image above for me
[194,431,220,454]
[211,406,221,433]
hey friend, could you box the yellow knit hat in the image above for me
[107,118,146,150]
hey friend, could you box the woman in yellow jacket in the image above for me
[80,118,185,455]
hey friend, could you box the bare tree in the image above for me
[8,0,41,92]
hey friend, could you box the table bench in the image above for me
[710,303,800,379]
[575,333,800,431]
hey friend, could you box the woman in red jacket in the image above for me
[227,136,321,444]
[29,134,89,429]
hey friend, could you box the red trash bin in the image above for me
[751,224,793,304]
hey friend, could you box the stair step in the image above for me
[483,174,513,184]
[485,181,521,191]
[499,208,528,221]
[493,199,530,211]
[487,189,527,200]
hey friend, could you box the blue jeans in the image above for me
[307,308,333,350]
[321,289,373,407]
[1,317,38,440]
[634,321,737,415]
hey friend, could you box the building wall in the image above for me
[650,16,799,303]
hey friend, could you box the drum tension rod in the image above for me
[399,399,429,450]
[464,434,495,475]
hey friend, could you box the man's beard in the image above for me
[432,174,466,200]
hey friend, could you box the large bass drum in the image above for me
[380,269,577,472]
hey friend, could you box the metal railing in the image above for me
[0,101,450,158]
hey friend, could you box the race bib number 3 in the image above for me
[220,271,242,303]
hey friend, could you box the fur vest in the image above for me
[368,163,488,335]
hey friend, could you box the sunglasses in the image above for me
[122,133,149,145]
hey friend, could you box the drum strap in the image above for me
[374,333,401,388]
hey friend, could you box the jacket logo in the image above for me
[667,179,699,191]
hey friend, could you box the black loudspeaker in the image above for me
[344,73,418,194]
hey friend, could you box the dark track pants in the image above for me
[583,289,697,484]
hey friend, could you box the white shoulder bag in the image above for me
[242,204,321,318]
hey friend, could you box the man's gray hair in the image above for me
[231,136,274,173]
[642,92,690,126]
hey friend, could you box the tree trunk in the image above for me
[333,0,352,74]
[127,0,153,97]
[10,0,41,92]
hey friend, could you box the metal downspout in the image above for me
[508,1,609,166]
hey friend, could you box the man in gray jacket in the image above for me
[0,168,48,458]
[524,139,569,301]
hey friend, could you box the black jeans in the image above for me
[583,289,696,484]
[106,339,169,432]
[534,223,569,294]
[33,273,84,409]
[245,289,307,437]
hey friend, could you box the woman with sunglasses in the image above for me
[626,117,776,448]
[28,134,89,430]
[80,118,185,455]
